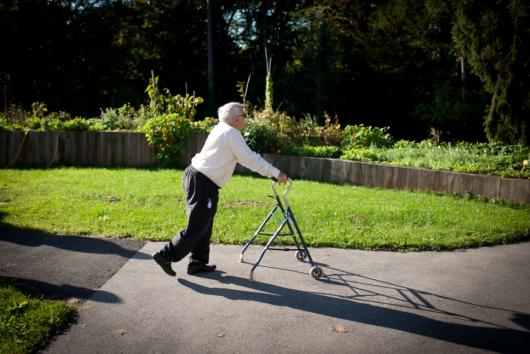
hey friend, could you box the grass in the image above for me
[1,167,529,251]
[0,279,74,354]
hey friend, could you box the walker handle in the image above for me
[271,178,293,207]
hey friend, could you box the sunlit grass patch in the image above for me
[0,167,529,251]
[0,279,74,354]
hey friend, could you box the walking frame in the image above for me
[240,179,323,281]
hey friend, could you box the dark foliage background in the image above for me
[1,0,528,143]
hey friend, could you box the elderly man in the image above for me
[153,102,288,276]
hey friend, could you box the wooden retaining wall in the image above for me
[1,130,529,204]
[0,131,155,167]
[256,153,530,204]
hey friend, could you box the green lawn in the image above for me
[0,279,74,354]
[1,167,529,250]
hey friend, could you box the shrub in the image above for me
[63,118,106,131]
[281,144,342,158]
[245,108,343,148]
[23,117,104,132]
[25,117,47,130]
[243,120,279,153]
[0,117,25,131]
[145,75,203,120]
[46,111,72,121]
[192,117,218,133]
[99,103,147,131]
[297,113,342,146]
[340,147,387,162]
[171,94,204,121]
[31,101,48,117]
[142,113,193,166]
[340,140,530,179]
[0,101,105,132]
[2,104,28,123]
[341,124,393,149]
[249,109,297,145]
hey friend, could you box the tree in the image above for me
[3,0,525,145]
[0,0,72,113]
[453,0,529,144]
[220,0,313,109]
[207,0,216,115]
[291,0,465,138]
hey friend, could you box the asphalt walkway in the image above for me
[1,230,530,353]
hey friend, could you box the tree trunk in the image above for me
[207,0,215,115]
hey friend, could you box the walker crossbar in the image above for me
[240,179,323,280]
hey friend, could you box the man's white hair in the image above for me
[218,102,244,124]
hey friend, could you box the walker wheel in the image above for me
[295,250,307,262]
[310,266,323,279]
[239,254,244,263]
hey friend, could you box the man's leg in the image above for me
[189,218,213,264]
[164,203,214,263]
[189,188,218,262]
[188,184,218,274]
[153,167,214,275]
[187,218,217,274]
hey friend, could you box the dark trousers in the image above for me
[162,165,219,264]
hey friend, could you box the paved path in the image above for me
[2,230,529,353]
[0,229,145,301]
[41,240,530,353]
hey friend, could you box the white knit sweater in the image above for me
[191,122,280,187]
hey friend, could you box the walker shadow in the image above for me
[179,271,530,353]
[320,265,527,316]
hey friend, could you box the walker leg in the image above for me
[249,218,288,277]
[288,208,318,268]
[240,205,278,261]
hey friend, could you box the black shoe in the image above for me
[153,251,176,277]
[187,262,216,275]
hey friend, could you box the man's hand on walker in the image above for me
[277,172,289,184]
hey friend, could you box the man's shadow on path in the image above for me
[179,269,530,353]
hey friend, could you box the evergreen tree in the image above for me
[453,0,529,144]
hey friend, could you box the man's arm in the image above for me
[227,130,288,183]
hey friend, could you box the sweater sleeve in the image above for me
[227,130,281,179]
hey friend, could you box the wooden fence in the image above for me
[0,131,154,167]
[1,130,529,204]
[257,153,530,204]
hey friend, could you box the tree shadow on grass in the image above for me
[179,270,530,353]
[1,228,150,259]
[0,211,146,304]
[0,276,121,304]
[0,210,149,259]
[0,228,145,303]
